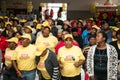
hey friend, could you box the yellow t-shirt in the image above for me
[117,42,120,49]
[12,44,36,71]
[112,38,117,41]
[13,27,17,32]
[5,48,15,67]
[37,50,51,79]
[57,46,85,77]
[35,35,58,52]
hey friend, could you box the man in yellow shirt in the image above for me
[35,26,58,52]
[57,34,85,80]
[4,37,19,80]
[12,34,36,80]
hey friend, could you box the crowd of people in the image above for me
[0,15,120,80]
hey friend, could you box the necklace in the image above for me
[98,49,106,66]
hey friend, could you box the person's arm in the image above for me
[50,51,60,80]
[12,60,23,78]
[87,47,94,80]
[0,50,2,74]
[74,48,85,67]
[111,46,118,80]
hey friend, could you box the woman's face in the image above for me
[8,42,16,50]
[117,34,120,40]
[22,38,30,47]
[102,23,109,30]
[8,30,14,38]
[42,28,50,37]
[63,24,68,29]
[112,30,117,37]
[73,22,77,28]
[91,28,97,35]
[58,31,62,38]
[24,28,31,33]
[96,33,105,43]
[64,38,73,48]
[89,37,96,45]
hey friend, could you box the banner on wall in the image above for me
[27,1,33,13]
[1,1,7,12]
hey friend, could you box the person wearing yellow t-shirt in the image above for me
[35,45,60,80]
[57,34,85,80]
[12,34,36,80]
[35,26,58,52]
[3,37,19,80]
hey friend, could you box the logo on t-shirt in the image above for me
[5,56,11,60]
[64,55,75,61]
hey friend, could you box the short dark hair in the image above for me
[71,28,78,32]
[88,35,96,41]
[98,31,108,42]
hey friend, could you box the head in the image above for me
[47,18,54,26]
[71,20,77,28]
[101,21,109,31]
[116,22,120,28]
[64,34,73,48]
[96,31,107,44]
[14,32,22,39]
[42,26,51,37]
[6,24,11,30]
[21,34,31,47]
[0,21,5,28]
[57,29,63,39]
[24,26,32,33]
[77,21,83,27]
[8,42,17,50]
[116,30,120,40]
[88,35,96,46]
[91,28,97,35]
[71,28,78,37]
[21,38,30,47]
[63,24,70,30]
[61,31,69,40]
[7,37,18,50]
[8,29,15,38]
[16,25,22,32]
[86,22,92,30]
[112,29,117,38]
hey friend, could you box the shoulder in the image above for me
[107,44,116,50]
[50,35,57,39]
[29,44,36,49]
[109,41,117,45]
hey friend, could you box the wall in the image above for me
[1,0,119,19]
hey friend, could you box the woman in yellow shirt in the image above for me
[12,34,36,80]
[3,37,19,80]
[57,34,85,80]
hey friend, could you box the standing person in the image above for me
[0,50,2,74]
[3,37,18,80]
[12,34,36,80]
[71,28,83,49]
[82,22,92,47]
[87,31,118,80]
[57,34,85,80]
[110,30,120,80]
[23,25,36,44]
[35,26,58,52]
[35,45,60,80]
[101,21,112,43]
